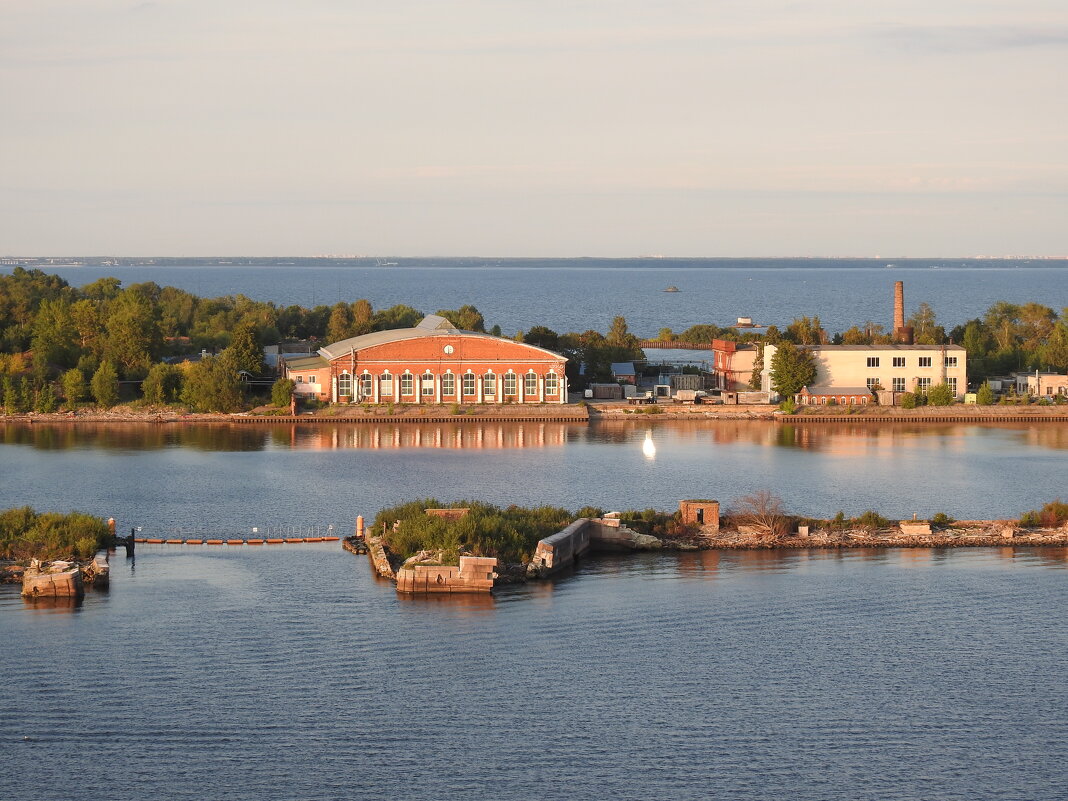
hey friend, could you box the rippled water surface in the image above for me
[2,546,1066,801]
[2,421,1067,799]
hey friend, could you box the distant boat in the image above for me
[663,286,680,293]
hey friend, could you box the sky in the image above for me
[2,0,1067,257]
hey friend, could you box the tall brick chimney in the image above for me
[893,281,905,332]
[892,281,913,344]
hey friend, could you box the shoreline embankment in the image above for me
[5,402,1068,425]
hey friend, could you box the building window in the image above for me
[524,373,538,396]
[504,373,517,395]
[867,357,880,368]
[917,377,932,393]
[462,373,476,395]
[545,373,559,394]
[359,374,373,398]
[947,377,957,394]
[441,373,455,396]
[945,356,958,368]
[400,373,413,395]
[867,377,880,391]
[379,374,393,397]
[421,372,435,396]
[483,373,496,397]
[892,377,906,392]
[337,373,352,398]
[892,357,905,368]
[919,356,932,368]
[295,375,304,383]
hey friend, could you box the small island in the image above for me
[350,495,1068,593]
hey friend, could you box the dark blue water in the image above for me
[8,259,1067,338]
[2,544,1065,801]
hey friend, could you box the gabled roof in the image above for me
[610,362,636,376]
[318,315,566,361]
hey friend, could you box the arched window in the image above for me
[462,373,476,396]
[359,373,373,398]
[441,373,455,396]
[524,372,537,396]
[421,372,435,396]
[482,372,496,397]
[503,373,517,396]
[337,373,352,398]
[379,372,393,397]
[544,373,559,394]
[400,373,413,396]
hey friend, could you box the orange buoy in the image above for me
[284,537,304,543]
[304,537,322,542]
[186,539,204,545]
[321,536,340,542]
[265,538,284,544]
[205,539,224,545]
[146,538,164,544]
[165,539,183,544]
[247,539,264,545]
[226,539,244,545]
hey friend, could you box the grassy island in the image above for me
[0,506,109,562]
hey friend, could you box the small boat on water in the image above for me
[663,286,680,292]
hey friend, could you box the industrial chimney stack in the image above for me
[893,281,913,344]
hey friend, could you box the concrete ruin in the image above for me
[527,517,661,578]
[396,556,498,594]
[679,500,720,532]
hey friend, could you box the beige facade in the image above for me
[763,344,968,399]
[1015,372,1068,398]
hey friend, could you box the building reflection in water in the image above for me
[278,422,575,450]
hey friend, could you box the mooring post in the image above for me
[356,515,365,540]
[124,527,136,558]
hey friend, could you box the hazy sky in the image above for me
[3,1,1066,256]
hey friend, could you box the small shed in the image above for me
[610,362,637,385]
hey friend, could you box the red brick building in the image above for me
[282,315,569,404]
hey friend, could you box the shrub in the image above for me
[0,507,110,562]
[91,362,120,408]
[1019,499,1068,528]
[901,392,917,409]
[975,383,995,406]
[728,490,789,539]
[853,510,891,530]
[271,377,295,407]
[450,403,462,415]
[778,398,798,415]
[927,383,954,406]
[930,512,956,527]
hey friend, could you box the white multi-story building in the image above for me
[762,344,968,401]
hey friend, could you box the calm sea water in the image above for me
[1,420,1066,530]
[2,544,1066,801]
[8,259,1068,338]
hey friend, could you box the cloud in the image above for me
[871,24,1068,54]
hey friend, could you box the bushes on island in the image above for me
[1019,499,1068,528]
[0,506,110,561]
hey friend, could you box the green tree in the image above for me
[225,320,265,376]
[272,377,295,407]
[30,298,79,370]
[373,304,422,330]
[975,383,995,405]
[180,355,243,412]
[3,377,21,414]
[34,382,58,413]
[907,302,943,344]
[927,382,954,406]
[141,363,183,405]
[104,290,161,377]
[523,326,560,352]
[91,361,120,408]
[61,368,87,406]
[785,316,825,345]
[769,342,817,397]
[1044,319,1068,372]
[437,304,486,332]
[901,392,917,409]
[326,302,355,343]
